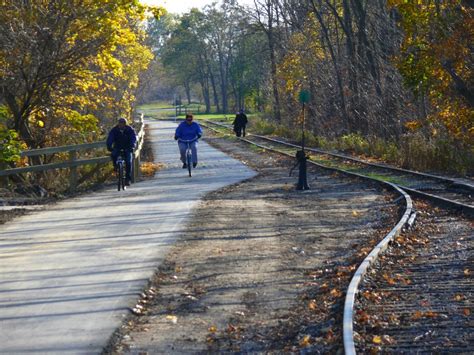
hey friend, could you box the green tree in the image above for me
[0,106,26,164]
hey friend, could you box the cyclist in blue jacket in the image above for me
[174,114,202,168]
[107,117,137,185]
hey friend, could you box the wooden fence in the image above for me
[0,114,145,190]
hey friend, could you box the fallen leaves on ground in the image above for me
[308,299,318,310]
[208,325,217,333]
[165,315,178,324]
[140,162,164,177]
[299,335,311,347]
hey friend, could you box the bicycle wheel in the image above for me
[187,149,192,177]
[117,161,124,191]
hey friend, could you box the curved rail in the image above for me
[343,184,413,354]
[201,120,415,353]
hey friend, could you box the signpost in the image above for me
[295,90,310,190]
[299,89,310,151]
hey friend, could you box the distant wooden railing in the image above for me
[0,114,145,189]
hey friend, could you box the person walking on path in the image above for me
[174,114,203,168]
[107,117,137,186]
[233,109,248,137]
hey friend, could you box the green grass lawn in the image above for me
[177,113,234,121]
[138,101,257,123]
[177,113,258,123]
[138,101,175,110]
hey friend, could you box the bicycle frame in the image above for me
[178,138,198,177]
[116,150,126,191]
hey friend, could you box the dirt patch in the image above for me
[104,131,400,353]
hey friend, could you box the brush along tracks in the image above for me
[203,120,473,216]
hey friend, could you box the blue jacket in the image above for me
[106,125,137,151]
[175,121,202,141]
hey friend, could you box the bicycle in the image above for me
[179,138,198,177]
[115,150,126,191]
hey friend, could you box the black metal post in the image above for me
[296,101,310,190]
[302,102,305,151]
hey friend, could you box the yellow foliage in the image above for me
[390,0,474,145]
[404,121,422,131]
[277,10,326,101]
[0,0,160,148]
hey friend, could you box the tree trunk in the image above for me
[268,31,281,122]
[209,67,220,113]
[311,0,349,129]
[184,80,191,104]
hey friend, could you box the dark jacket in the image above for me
[106,125,137,151]
[233,113,248,128]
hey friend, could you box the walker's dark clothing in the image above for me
[233,113,248,137]
[106,125,137,181]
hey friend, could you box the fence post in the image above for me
[133,153,140,183]
[0,162,8,188]
[69,150,77,190]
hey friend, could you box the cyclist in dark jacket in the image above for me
[106,118,137,185]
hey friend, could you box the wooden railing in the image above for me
[0,114,145,189]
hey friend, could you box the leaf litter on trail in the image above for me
[165,315,178,324]
[299,335,311,347]
[308,299,318,310]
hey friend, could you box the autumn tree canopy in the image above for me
[0,0,160,155]
[390,0,473,144]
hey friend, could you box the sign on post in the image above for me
[299,90,310,104]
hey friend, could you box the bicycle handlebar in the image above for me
[177,137,199,143]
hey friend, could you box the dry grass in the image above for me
[249,117,473,176]
[140,162,164,177]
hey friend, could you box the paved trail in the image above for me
[0,120,255,354]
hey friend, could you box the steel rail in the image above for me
[343,185,412,355]
[250,134,473,216]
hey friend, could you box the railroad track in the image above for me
[201,119,473,353]
[203,120,473,216]
[353,205,472,353]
